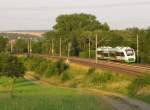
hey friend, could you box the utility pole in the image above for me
[68,42,71,58]
[60,37,62,57]
[52,39,54,56]
[28,39,30,55]
[95,34,98,63]
[10,40,13,54]
[89,37,91,58]
[29,39,32,55]
[137,34,139,63]
[48,40,51,56]
[67,42,71,63]
[27,39,32,56]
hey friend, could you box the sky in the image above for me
[0,0,150,31]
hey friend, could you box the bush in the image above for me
[60,71,70,81]
[44,66,54,78]
[85,67,113,86]
[0,53,25,78]
[128,73,150,96]
[100,71,113,83]
[22,56,69,78]
[55,59,69,75]
[25,56,46,71]
[35,60,49,76]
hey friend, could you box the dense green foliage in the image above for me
[0,13,149,63]
[43,13,150,63]
[22,56,69,77]
[53,13,109,34]
[140,29,150,63]
[14,39,28,54]
[70,36,80,56]
[0,53,25,78]
[0,37,8,52]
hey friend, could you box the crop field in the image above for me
[0,77,114,110]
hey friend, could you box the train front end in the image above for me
[123,48,136,63]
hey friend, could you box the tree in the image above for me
[109,32,124,47]
[0,53,25,95]
[70,36,80,56]
[101,22,110,31]
[0,53,25,77]
[140,29,150,63]
[53,13,109,34]
[32,41,43,54]
[43,13,150,63]
[0,36,8,53]
[14,39,28,54]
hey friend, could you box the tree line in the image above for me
[43,13,150,63]
[0,13,150,63]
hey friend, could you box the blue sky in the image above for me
[0,0,150,31]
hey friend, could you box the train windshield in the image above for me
[126,49,134,56]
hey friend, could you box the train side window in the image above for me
[116,52,124,57]
[103,53,109,57]
[120,52,125,56]
[110,52,116,57]
[97,51,102,54]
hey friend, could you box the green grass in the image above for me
[0,77,114,110]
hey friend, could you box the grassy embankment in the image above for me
[0,77,114,110]
[0,55,149,110]
[21,56,150,103]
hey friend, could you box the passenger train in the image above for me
[97,47,136,63]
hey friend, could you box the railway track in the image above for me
[28,54,150,75]
[48,56,150,75]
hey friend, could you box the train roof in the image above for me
[97,46,133,52]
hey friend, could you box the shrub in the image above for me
[100,71,113,83]
[44,66,53,78]
[23,56,69,77]
[128,73,150,96]
[55,59,69,75]
[35,60,49,76]
[0,53,25,95]
[85,67,113,86]
[60,71,70,81]
[44,62,60,78]
[0,53,25,78]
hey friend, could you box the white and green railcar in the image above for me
[97,47,136,63]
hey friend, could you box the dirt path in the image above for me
[102,96,135,110]
[24,75,150,110]
[87,89,150,110]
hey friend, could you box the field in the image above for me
[0,77,114,110]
